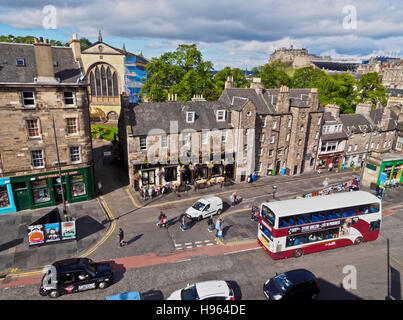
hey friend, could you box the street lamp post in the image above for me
[272,185,277,200]
[52,115,67,220]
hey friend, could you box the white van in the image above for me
[185,195,223,221]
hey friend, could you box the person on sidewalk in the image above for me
[97,180,103,196]
[207,216,214,232]
[119,228,126,247]
[328,162,333,172]
[180,214,187,231]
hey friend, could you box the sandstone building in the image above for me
[70,32,148,121]
[0,39,94,213]
[119,77,324,190]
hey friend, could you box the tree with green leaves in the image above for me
[312,73,358,114]
[213,66,249,96]
[356,72,388,107]
[140,44,214,102]
[252,61,291,89]
[291,66,327,88]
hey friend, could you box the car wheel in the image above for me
[293,248,303,258]
[49,290,60,298]
[216,209,222,216]
[98,281,108,289]
[198,215,203,221]
[354,237,363,245]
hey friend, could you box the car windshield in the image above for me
[192,201,205,211]
[273,274,294,293]
[181,285,199,300]
[85,259,97,275]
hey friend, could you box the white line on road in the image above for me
[185,242,192,246]
[223,246,261,255]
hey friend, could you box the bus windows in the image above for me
[369,203,379,213]
[260,224,273,240]
[311,215,319,222]
[318,214,325,221]
[369,219,381,232]
[261,205,275,226]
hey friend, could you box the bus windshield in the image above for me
[261,205,275,226]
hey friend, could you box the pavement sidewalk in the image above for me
[0,198,110,277]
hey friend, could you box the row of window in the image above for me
[185,110,226,123]
[278,203,380,229]
[26,118,78,139]
[286,228,340,247]
[261,116,322,128]
[22,91,75,108]
[31,147,81,169]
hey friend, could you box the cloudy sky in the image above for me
[0,0,402,69]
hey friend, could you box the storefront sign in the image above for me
[37,171,78,180]
[366,163,377,171]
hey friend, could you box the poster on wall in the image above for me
[61,221,76,240]
[28,225,45,246]
[44,223,61,242]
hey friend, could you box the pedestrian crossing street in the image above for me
[174,239,215,250]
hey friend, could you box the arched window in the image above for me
[113,72,118,96]
[90,71,96,96]
[101,65,106,96]
[95,67,101,96]
[106,67,112,97]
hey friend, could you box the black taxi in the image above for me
[39,258,113,298]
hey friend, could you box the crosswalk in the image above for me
[174,239,215,250]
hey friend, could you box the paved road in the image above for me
[1,141,401,300]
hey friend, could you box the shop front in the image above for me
[361,152,403,189]
[10,167,94,211]
[316,152,344,169]
[0,177,17,214]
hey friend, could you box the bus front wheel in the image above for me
[354,237,363,245]
[293,249,303,258]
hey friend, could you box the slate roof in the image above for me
[83,41,149,65]
[370,108,398,131]
[386,88,403,97]
[0,42,83,84]
[323,112,338,123]
[128,100,233,136]
[339,114,374,133]
[219,87,321,115]
[321,131,348,141]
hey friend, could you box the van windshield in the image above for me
[192,201,206,211]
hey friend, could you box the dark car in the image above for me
[263,269,319,300]
[39,258,113,298]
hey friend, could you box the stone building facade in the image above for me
[0,39,94,213]
[70,32,147,121]
[119,77,324,189]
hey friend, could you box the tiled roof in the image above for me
[0,42,82,84]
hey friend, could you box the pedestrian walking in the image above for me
[97,180,103,195]
[251,206,258,221]
[207,216,214,232]
[180,214,187,231]
[119,228,126,247]
[328,162,333,172]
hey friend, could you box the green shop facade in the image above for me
[362,152,403,189]
[9,166,95,212]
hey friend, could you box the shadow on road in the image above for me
[0,238,24,253]
[76,215,105,241]
[316,278,362,300]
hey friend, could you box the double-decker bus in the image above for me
[257,191,381,260]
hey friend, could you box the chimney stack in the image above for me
[33,36,57,83]
[225,75,235,89]
[69,33,82,65]
[250,77,264,94]
[276,85,290,114]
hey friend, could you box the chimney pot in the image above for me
[34,38,39,44]
[39,37,44,43]
[45,39,49,44]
